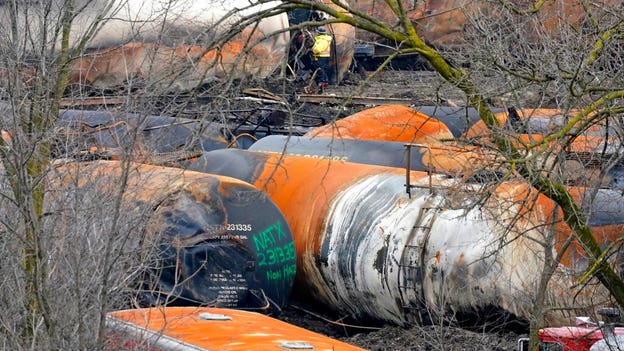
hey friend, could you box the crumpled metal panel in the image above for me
[49,160,296,310]
[189,149,612,326]
[54,109,231,164]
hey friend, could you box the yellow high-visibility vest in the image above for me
[312,34,332,58]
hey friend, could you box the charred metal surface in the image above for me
[6,1,290,90]
[55,109,231,164]
[249,135,426,170]
[188,149,614,326]
[349,0,622,52]
[189,149,271,185]
[413,105,504,137]
[295,94,413,106]
[50,161,295,310]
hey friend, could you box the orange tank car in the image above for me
[461,108,624,188]
[298,106,624,251]
[106,307,365,351]
[305,104,454,143]
[50,160,296,311]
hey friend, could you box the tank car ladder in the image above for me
[399,143,444,323]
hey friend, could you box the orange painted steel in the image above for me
[106,307,365,351]
[305,104,454,143]
[463,108,568,141]
[462,108,620,165]
[244,151,614,272]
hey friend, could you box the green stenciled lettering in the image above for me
[266,269,282,281]
[252,222,288,251]
[283,264,296,278]
[253,225,277,251]
[276,222,286,241]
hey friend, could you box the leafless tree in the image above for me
[0,0,292,348]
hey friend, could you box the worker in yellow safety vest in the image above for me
[311,26,333,92]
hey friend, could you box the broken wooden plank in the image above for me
[243,88,288,104]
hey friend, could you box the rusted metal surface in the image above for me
[305,104,454,143]
[188,148,615,326]
[50,160,296,310]
[106,307,366,350]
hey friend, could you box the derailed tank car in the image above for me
[189,149,616,326]
[305,104,454,143]
[302,104,624,240]
[48,160,296,311]
[106,307,366,351]
[53,108,238,165]
[348,0,622,63]
[3,0,292,89]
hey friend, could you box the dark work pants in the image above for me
[314,57,330,84]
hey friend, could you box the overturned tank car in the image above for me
[188,148,619,327]
[53,109,240,165]
[47,160,296,311]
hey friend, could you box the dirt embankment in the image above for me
[278,302,523,350]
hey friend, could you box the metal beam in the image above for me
[295,94,413,106]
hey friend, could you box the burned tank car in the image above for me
[54,109,232,164]
[4,1,290,90]
[49,160,295,311]
[189,149,616,327]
